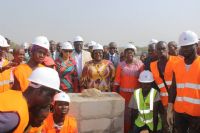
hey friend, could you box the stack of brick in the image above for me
[68,92,125,133]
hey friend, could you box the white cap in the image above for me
[28,67,60,91]
[32,36,50,50]
[0,35,10,47]
[124,43,137,53]
[178,30,199,46]
[23,42,29,49]
[73,36,83,42]
[149,39,158,44]
[93,43,103,50]
[88,41,97,47]
[138,70,154,83]
[61,42,74,50]
[54,92,71,102]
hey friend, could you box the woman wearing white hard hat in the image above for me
[12,36,50,92]
[129,70,162,133]
[40,92,78,133]
[113,43,144,133]
[80,43,115,92]
[0,67,60,132]
[55,42,79,93]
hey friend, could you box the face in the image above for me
[57,43,61,52]
[148,44,156,57]
[103,46,109,53]
[32,47,48,64]
[141,82,152,92]
[54,101,69,117]
[93,50,103,61]
[50,42,57,52]
[180,44,197,58]
[74,41,83,53]
[0,47,8,59]
[125,49,135,61]
[14,49,25,62]
[168,43,178,55]
[156,42,168,59]
[140,53,147,62]
[61,49,73,58]
[109,47,116,55]
[29,88,55,127]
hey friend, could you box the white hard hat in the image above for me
[124,43,137,53]
[93,43,103,51]
[28,67,60,91]
[61,42,74,50]
[88,41,96,47]
[0,35,10,47]
[138,70,154,83]
[149,39,158,44]
[23,42,30,49]
[54,92,71,103]
[73,36,83,42]
[178,30,199,46]
[32,36,50,50]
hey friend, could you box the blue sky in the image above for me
[0,0,200,46]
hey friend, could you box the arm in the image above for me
[131,109,138,130]
[153,101,161,132]
[108,62,116,91]
[112,64,121,93]
[73,65,79,93]
[80,64,89,91]
[167,72,177,127]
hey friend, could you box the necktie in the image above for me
[111,55,114,64]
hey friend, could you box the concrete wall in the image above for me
[68,92,125,133]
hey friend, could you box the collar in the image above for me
[109,53,116,57]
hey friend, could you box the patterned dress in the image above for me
[80,59,115,92]
[55,57,79,92]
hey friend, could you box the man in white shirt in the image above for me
[72,36,92,78]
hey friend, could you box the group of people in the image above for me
[0,30,200,133]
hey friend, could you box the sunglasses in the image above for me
[62,50,73,53]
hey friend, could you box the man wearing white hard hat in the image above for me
[129,70,162,133]
[167,30,200,133]
[40,92,78,132]
[80,43,115,92]
[0,67,60,132]
[0,35,17,92]
[55,42,79,93]
[12,36,50,92]
[72,36,92,78]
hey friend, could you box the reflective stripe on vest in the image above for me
[157,81,172,88]
[120,88,134,92]
[177,83,200,90]
[140,117,153,124]
[135,88,155,114]
[176,96,200,105]
[160,92,168,96]
[0,80,10,86]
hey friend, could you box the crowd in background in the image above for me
[0,30,200,133]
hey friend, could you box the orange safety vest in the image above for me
[14,64,44,92]
[150,56,182,106]
[0,90,29,132]
[0,59,12,92]
[42,113,78,133]
[174,56,200,116]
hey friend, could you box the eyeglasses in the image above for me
[62,50,73,53]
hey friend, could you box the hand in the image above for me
[167,103,174,128]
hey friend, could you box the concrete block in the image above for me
[80,118,111,133]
